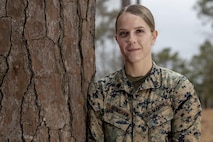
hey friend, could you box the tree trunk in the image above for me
[121,0,131,7]
[137,0,141,4]
[0,0,95,141]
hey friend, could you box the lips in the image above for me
[127,48,140,52]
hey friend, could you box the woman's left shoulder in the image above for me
[158,66,193,87]
[160,66,186,79]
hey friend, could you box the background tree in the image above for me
[122,0,131,7]
[0,0,95,141]
[152,48,190,76]
[95,0,123,79]
[193,0,213,108]
[194,0,213,28]
[190,40,213,108]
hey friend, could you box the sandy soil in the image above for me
[201,109,213,142]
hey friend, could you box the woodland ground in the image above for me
[201,109,213,142]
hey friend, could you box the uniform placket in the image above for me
[132,88,150,142]
[131,89,140,141]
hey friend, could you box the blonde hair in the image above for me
[115,4,155,33]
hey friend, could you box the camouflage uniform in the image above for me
[87,63,202,142]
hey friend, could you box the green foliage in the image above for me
[95,0,118,44]
[194,0,213,27]
[194,0,213,107]
[95,0,123,79]
[152,48,190,77]
[190,40,213,98]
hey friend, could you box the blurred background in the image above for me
[95,0,213,141]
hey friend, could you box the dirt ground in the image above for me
[201,109,213,142]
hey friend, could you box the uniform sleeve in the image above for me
[87,82,104,142]
[172,77,202,142]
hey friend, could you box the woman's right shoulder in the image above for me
[88,70,122,106]
[92,69,123,88]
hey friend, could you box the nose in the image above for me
[127,32,136,44]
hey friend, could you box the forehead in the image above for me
[116,12,149,30]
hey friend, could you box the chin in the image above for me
[126,57,142,64]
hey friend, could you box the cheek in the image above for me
[117,39,126,49]
[118,43,126,54]
[120,42,127,48]
[140,37,153,46]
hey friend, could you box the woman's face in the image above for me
[115,12,157,64]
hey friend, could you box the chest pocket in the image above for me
[103,107,131,142]
[103,104,131,131]
[143,106,174,129]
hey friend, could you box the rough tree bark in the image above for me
[0,0,95,141]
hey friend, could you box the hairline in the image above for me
[115,5,155,33]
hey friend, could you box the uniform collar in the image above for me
[115,62,162,93]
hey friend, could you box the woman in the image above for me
[87,4,202,142]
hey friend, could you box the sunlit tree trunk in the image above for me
[0,0,95,141]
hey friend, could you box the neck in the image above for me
[125,59,152,77]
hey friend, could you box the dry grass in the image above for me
[201,109,213,142]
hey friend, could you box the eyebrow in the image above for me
[118,26,145,31]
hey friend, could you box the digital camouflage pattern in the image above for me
[87,63,202,142]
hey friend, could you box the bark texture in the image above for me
[0,0,95,141]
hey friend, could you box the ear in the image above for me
[152,30,158,45]
[152,30,158,40]
[115,34,118,42]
